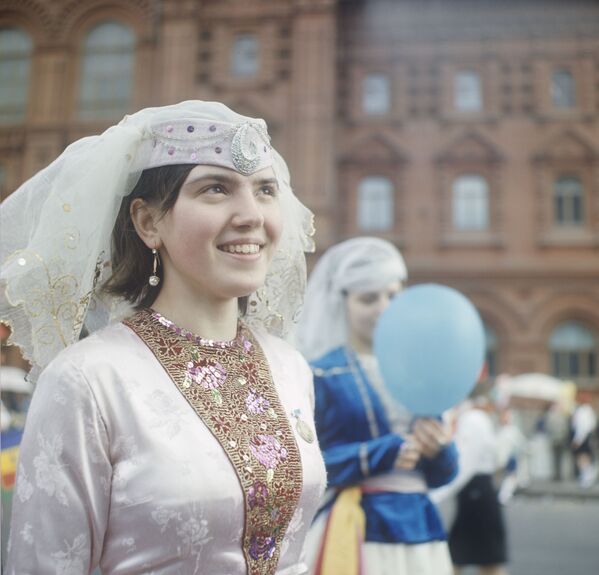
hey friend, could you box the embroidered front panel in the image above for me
[124,309,303,575]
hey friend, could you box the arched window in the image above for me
[452,174,489,230]
[0,28,33,123]
[79,22,135,119]
[554,176,583,226]
[362,73,390,115]
[484,323,498,378]
[550,322,597,380]
[357,176,394,231]
[551,69,575,109]
[454,70,482,112]
[230,34,259,77]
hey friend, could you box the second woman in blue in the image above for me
[297,237,459,575]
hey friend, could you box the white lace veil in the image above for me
[0,101,314,381]
[295,237,407,361]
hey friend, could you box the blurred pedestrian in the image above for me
[496,407,527,504]
[545,402,570,481]
[432,397,509,575]
[571,397,598,488]
[297,237,458,575]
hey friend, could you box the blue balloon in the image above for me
[373,283,485,416]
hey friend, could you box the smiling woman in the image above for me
[0,101,325,575]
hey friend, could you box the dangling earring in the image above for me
[148,248,160,286]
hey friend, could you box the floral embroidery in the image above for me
[185,358,227,405]
[250,434,288,472]
[145,389,188,439]
[20,522,33,545]
[249,533,276,561]
[151,503,212,575]
[33,433,68,506]
[51,534,87,575]
[125,309,303,575]
[246,389,270,415]
[210,413,232,434]
[121,537,136,552]
[16,464,33,502]
[186,358,227,390]
[248,480,268,509]
[241,336,252,353]
[53,383,68,406]
[112,436,139,505]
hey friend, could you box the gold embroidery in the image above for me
[124,309,303,575]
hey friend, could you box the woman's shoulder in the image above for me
[42,321,143,380]
[250,328,307,367]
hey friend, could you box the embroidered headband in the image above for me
[133,118,273,175]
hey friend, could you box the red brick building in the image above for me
[1,0,598,392]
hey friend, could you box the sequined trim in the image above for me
[124,309,303,575]
[344,348,380,438]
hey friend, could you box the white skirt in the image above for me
[304,505,453,575]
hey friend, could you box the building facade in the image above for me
[1,0,598,393]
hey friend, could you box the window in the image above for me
[550,322,597,380]
[357,176,394,231]
[231,34,259,77]
[79,22,135,119]
[551,69,575,109]
[452,175,489,230]
[0,28,32,123]
[484,324,498,378]
[454,71,482,112]
[362,73,390,115]
[554,176,583,226]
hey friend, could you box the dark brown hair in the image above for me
[102,164,194,308]
[103,164,249,314]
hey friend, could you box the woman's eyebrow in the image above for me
[255,178,278,187]
[184,173,235,186]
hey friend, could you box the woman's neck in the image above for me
[347,333,373,355]
[150,291,239,341]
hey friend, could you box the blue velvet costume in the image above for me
[312,346,459,545]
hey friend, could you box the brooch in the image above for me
[291,408,315,444]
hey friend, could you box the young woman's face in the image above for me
[154,164,283,303]
[345,280,402,347]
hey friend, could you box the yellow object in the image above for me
[1,446,19,489]
[319,486,365,575]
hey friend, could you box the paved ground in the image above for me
[439,491,599,575]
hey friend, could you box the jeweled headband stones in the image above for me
[134,118,274,176]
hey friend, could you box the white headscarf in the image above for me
[0,101,314,381]
[295,237,407,361]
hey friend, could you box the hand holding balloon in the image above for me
[373,284,485,416]
[394,435,421,470]
[412,418,451,459]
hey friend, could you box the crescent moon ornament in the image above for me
[231,123,261,175]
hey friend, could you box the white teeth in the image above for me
[221,244,260,254]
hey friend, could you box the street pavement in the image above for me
[438,483,599,575]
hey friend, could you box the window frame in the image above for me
[454,70,483,113]
[356,175,395,232]
[550,68,576,110]
[0,27,33,124]
[361,72,392,116]
[451,174,490,231]
[230,33,260,78]
[550,321,597,380]
[77,20,136,121]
